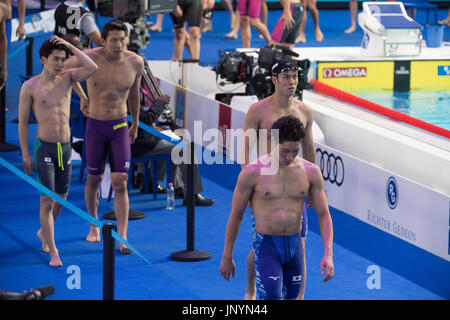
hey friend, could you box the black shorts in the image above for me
[33,139,72,196]
[170,0,202,29]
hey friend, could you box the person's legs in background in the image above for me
[296,0,323,43]
[150,13,165,32]
[344,0,358,34]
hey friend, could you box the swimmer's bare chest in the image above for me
[87,59,136,117]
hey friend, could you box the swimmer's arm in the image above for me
[18,82,34,175]
[73,82,89,117]
[80,13,103,47]
[221,168,255,279]
[61,51,90,111]
[241,104,260,168]
[63,48,96,71]
[301,103,316,164]
[127,57,144,143]
[48,36,98,83]
[16,0,26,40]
[86,30,103,47]
[309,164,334,282]
[0,19,7,87]
[280,0,295,30]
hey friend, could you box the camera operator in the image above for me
[54,0,102,49]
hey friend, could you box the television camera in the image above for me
[214,45,311,103]
[93,0,177,51]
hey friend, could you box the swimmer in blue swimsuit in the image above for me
[250,205,307,299]
[220,115,334,300]
[241,60,318,300]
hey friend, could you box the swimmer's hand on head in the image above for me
[49,35,72,49]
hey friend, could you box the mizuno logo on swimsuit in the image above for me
[316,148,345,186]
[268,276,280,281]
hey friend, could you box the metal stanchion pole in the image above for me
[26,37,34,78]
[0,68,19,151]
[102,223,117,300]
[170,141,211,262]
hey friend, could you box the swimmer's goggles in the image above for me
[274,67,300,80]
[278,67,300,74]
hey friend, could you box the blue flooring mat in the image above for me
[1,8,449,300]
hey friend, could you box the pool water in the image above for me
[348,91,450,131]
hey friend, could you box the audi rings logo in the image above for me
[316,148,344,186]
[386,176,399,210]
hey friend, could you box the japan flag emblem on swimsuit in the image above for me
[293,275,302,282]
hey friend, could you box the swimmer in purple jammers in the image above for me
[64,20,144,254]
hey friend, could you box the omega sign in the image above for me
[322,67,367,78]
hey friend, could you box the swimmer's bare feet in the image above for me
[244,292,256,300]
[119,243,132,255]
[344,25,356,34]
[149,25,162,32]
[295,34,306,43]
[437,18,450,27]
[202,25,213,33]
[49,250,63,268]
[86,226,101,242]
[315,28,324,42]
[37,229,49,253]
[224,31,238,39]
